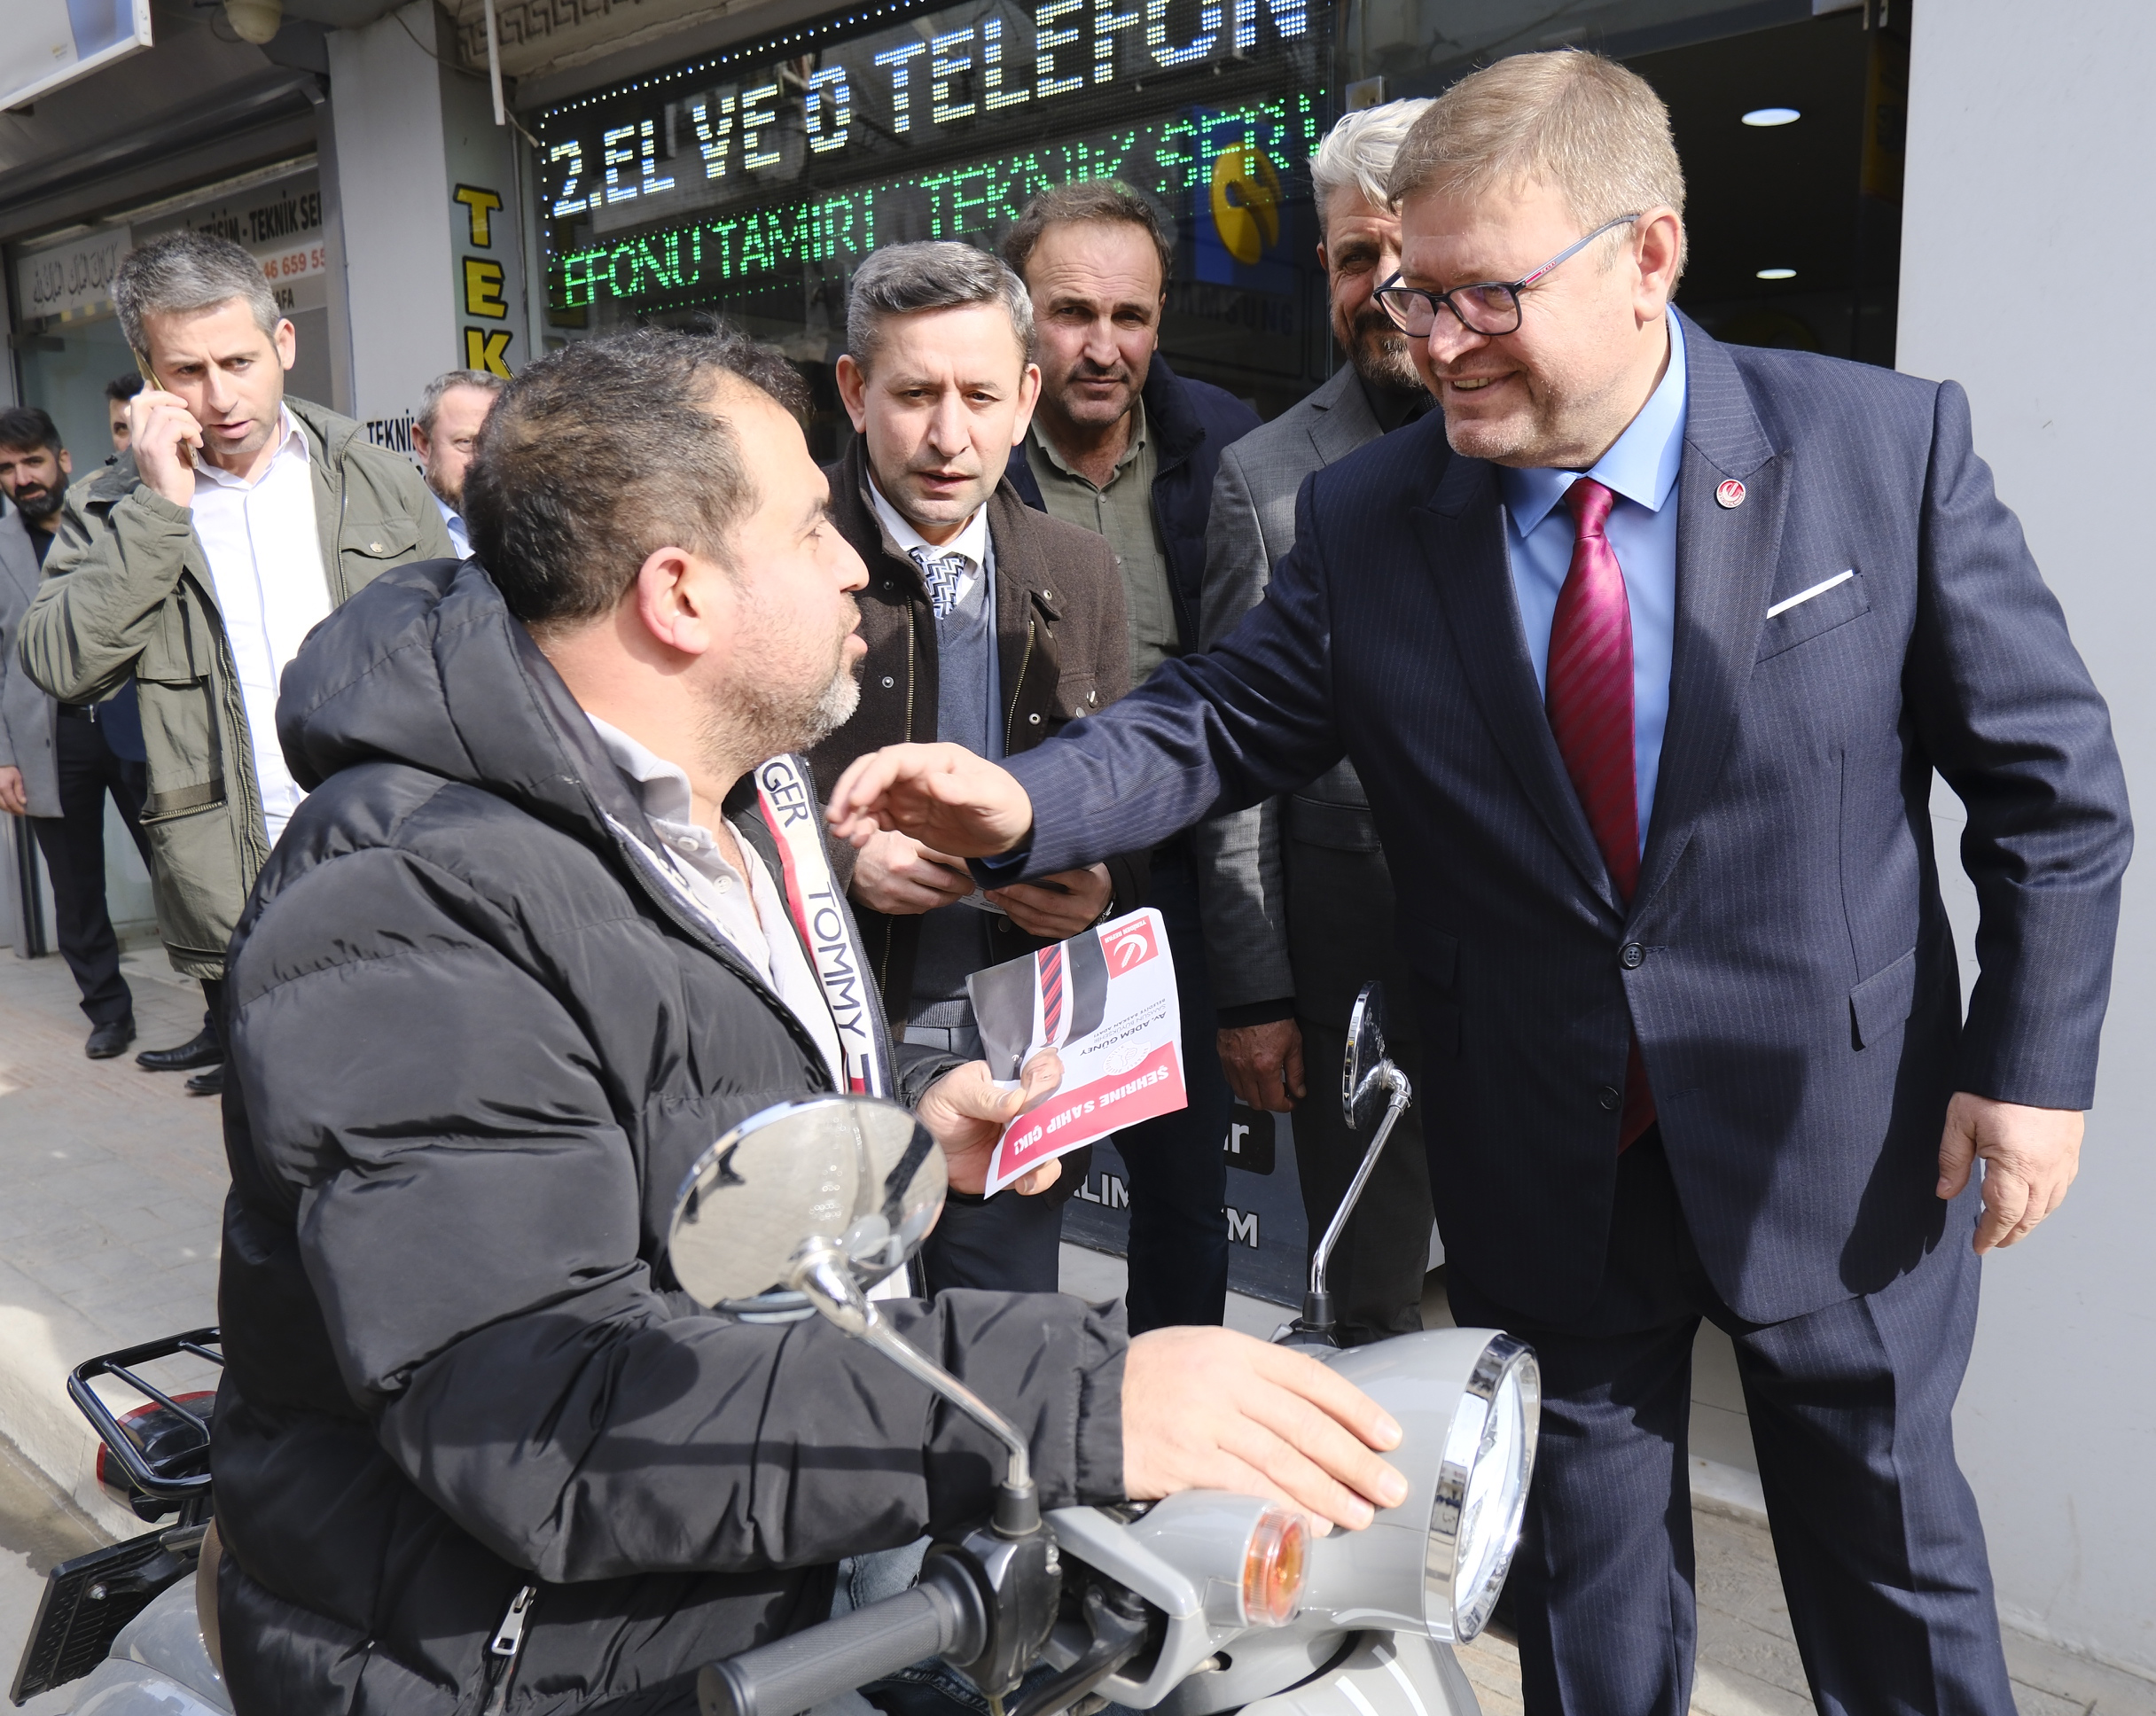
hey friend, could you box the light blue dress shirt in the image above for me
[434,492,470,559]
[1498,312,1687,853]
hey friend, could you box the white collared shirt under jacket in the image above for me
[188,407,332,846]
[585,715,848,1088]
[865,475,994,604]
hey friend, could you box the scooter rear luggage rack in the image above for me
[66,1328,223,1501]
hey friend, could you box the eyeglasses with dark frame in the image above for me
[1371,214,1643,339]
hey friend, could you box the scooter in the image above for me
[12,983,1538,1716]
[665,980,1535,1716]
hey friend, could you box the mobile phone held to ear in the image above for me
[132,352,195,469]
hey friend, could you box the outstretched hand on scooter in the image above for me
[1121,1325,1410,1532]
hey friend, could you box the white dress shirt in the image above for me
[189,408,333,846]
[864,472,1004,773]
[866,476,993,603]
[591,719,931,1300]
[586,715,847,1088]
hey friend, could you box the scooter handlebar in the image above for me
[698,1556,989,1716]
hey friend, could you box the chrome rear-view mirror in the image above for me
[668,1096,944,1306]
[667,1095,1043,1536]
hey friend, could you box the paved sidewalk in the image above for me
[0,942,227,1540]
[1456,1517,2156,1716]
[2,944,2152,1716]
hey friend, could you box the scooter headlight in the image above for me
[1425,1333,1538,1642]
[1292,1328,1540,1647]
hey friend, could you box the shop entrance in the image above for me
[1347,0,1910,371]
[1641,5,1908,366]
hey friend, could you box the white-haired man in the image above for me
[20,230,453,1095]
[1192,98,1438,1346]
[827,51,2129,1716]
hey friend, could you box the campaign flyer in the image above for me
[966,908,1188,1197]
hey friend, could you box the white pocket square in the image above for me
[1766,569,1855,620]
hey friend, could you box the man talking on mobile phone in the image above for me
[17,230,452,1096]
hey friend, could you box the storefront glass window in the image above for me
[535,0,1901,455]
[1338,0,1835,92]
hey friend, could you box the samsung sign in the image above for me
[542,0,1316,235]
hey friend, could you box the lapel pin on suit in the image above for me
[1715,478,1747,509]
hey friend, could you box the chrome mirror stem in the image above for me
[1279,1062,1413,1347]
[1311,1065,1413,1299]
[792,1240,1040,1532]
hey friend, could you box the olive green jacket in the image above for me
[18,396,455,979]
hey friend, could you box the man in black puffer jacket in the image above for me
[210,327,1407,1716]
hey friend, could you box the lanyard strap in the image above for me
[754,753,894,1098]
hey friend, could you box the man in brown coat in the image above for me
[810,241,1146,1294]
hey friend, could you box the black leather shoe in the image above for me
[85,1018,136,1059]
[184,1065,225,1097]
[137,1029,222,1072]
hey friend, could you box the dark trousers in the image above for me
[921,1188,1066,1295]
[199,975,227,1055]
[1293,1019,1429,1344]
[1115,842,1234,1333]
[1447,1132,2013,1716]
[27,713,149,1026]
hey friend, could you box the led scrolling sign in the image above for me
[551,92,1317,310]
[543,0,1316,230]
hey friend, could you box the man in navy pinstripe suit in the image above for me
[829,51,2132,1716]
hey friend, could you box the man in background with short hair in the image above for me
[412,368,505,557]
[105,373,143,459]
[1192,99,1439,1345]
[0,406,152,1057]
[0,407,74,569]
[20,230,451,1096]
[811,239,1146,1295]
[999,181,1259,1332]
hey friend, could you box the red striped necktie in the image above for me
[1038,944,1065,1041]
[1548,479,1656,1148]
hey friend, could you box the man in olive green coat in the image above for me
[19,231,451,1093]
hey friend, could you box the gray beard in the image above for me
[1349,330,1423,397]
[801,660,863,749]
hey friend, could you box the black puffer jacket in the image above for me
[211,558,1128,1716]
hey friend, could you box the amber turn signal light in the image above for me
[1240,1506,1309,1627]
